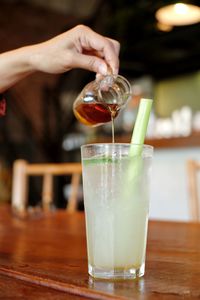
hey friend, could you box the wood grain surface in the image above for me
[0,204,200,299]
[0,273,84,300]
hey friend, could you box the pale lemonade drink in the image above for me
[81,143,153,279]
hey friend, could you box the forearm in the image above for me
[0,46,36,93]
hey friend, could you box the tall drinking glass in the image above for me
[81,143,153,280]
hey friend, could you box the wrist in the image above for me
[17,45,38,73]
[27,43,44,73]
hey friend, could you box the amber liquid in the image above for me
[74,102,119,142]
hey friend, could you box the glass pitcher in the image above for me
[73,74,132,127]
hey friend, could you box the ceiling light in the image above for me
[155,2,200,26]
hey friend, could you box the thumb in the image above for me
[71,53,108,75]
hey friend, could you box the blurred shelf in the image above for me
[90,131,200,149]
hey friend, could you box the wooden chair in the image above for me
[11,160,82,216]
[187,160,200,221]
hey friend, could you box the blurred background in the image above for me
[0,0,200,220]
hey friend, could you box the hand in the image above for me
[30,25,120,76]
[0,25,120,93]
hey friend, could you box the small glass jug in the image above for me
[73,74,132,127]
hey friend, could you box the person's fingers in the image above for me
[76,25,120,75]
[70,52,108,75]
[82,39,120,59]
[82,49,104,59]
[107,37,120,57]
[83,40,120,64]
[104,39,120,75]
[89,37,120,75]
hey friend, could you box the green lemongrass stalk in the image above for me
[125,98,153,188]
[130,98,153,156]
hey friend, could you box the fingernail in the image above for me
[98,63,107,75]
[95,73,103,81]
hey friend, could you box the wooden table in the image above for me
[0,205,200,299]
